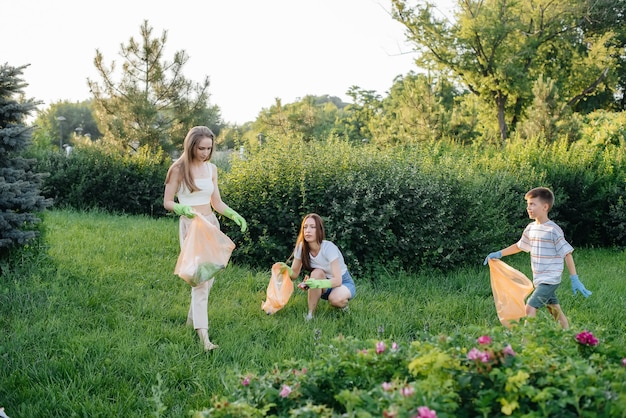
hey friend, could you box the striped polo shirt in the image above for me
[517,220,574,285]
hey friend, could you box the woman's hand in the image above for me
[173,203,195,218]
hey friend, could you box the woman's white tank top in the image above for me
[177,165,214,206]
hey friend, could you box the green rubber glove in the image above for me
[305,278,332,289]
[173,203,195,218]
[278,262,293,277]
[223,207,247,233]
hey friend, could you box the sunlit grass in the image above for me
[1,209,623,416]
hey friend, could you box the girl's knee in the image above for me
[329,297,348,308]
[328,290,350,307]
[310,269,325,279]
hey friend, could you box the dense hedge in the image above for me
[221,139,526,274]
[220,136,624,275]
[33,147,170,217]
[31,133,625,276]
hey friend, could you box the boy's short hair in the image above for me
[525,187,555,210]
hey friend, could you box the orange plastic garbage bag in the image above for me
[261,262,294,314]
[174,215,236,287]
[488,259,534,328]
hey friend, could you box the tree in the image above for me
[253,95,346,143]
[31,100,102,152]
[519,75,579,142]
[578,0,626,111]
[88,20,222,155]
[0,63,52,253]
[367,72,462,145]
[391,0,619,142]
[338,87,383,143]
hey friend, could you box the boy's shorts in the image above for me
[527,283,560,308]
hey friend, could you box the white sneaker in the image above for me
[305,313,313,321]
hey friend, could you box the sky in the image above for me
[2,0,455,125]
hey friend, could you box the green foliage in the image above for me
[30,100,102,152]
[481,134,626,247]
[368,72,463,146]
[0,63,52,253]
[202,323,626,417]
[391,0,621,140]
[519,75,580,142]
[34,146,170,216]
[221,134,625,273]
[248,95,348,146]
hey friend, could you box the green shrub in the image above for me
[485,136,626,247]
[199,320,626,417]
[218,134,625,273]
[221,138,530,274]
[34,146,171,217]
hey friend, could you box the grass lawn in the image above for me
[1,209,624,416]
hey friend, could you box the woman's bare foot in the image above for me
[197,328,218,351]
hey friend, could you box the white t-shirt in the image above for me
[517,220,574,285]
[294,240,347,278]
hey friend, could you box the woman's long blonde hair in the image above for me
[165,126,215,192]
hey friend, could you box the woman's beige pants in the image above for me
[179,213,220,330]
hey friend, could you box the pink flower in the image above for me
[477,335,492,345]
[391,342,399,351]
[621,358,626,367]
[376,341,386,354]
[381,381,393,391]
[241,376,250,386]
[279,385,291,398]
[401,385,415,397]
[467,347,481,360]
[468,347,491,363]
[502,344,516,357]
[416,406,438,418]
[575,330,599,346]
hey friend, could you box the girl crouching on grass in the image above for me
[280,213,356,320]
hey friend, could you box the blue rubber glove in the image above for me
[305,278,333,289]
[173,203,195,218]
[278,262,293,277]
[483,251,502,265]
[223,207,247,233]
[571,275,592,298]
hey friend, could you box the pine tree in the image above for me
[0,63,52,253]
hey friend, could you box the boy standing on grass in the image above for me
[483,187,591,329]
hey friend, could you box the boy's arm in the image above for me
[564,252,577,275]
[483,243,521,265]
[501,243,522,257]
[566,252,592,298]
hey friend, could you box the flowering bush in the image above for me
[576,330,601,358]
[196,321,626,417]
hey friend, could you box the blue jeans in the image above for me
[321,270,356,300]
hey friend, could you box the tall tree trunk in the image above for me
[496,91,508,142]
